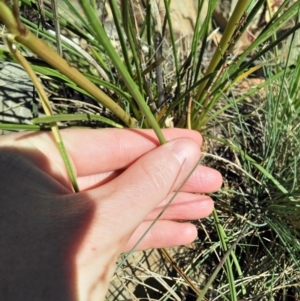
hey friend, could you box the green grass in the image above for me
[0,0,300,299]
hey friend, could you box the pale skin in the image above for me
[0,128,222,301]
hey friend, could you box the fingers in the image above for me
[3,128,202,177]
[1,129,222,193]
[181,165,223,193]
[60,128,202,176]
[145,192,214,221]
[124,221,197,251]
[77,170,122,191]
[77,165,222,193]
[88,138,201,236]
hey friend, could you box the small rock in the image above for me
[0,63,35,134]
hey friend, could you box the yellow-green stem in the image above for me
[5,34,79,192]
[195,0,250,102]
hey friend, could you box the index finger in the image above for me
[62,128,202,176]
[10,128,202,177]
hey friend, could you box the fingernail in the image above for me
[167,139,193,166]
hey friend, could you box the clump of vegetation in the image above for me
[0,0,299,300]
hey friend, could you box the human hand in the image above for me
[0,128,222,301]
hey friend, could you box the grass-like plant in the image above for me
[0,0,300,299]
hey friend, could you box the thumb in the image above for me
[93,138,201,233]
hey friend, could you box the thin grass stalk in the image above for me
[278,32,300,114]
[182,0,211,101]
[197,226,249,301]
[190,33,206,90]
[0,124,42,130]
[90,48,110,74]
[154,32,165,107]
[290,56,300,109]
[121,0,143,90]
[162,0,181,97]
[265,0,280,66]
[32,114,124,128]
[192,0,217,85]
[128,3,145,96]
[108,0,133,77]
[30,65,111,99]
[50,0,62,56]
[194,0,250,103]
[146,0,163,109]
[4,33,79,192]
[139,1,157,112]
[212,210,237,301]
[146,0,153,60]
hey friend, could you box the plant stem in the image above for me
[195,0,250,102]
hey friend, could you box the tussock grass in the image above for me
[0,0,300,300]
